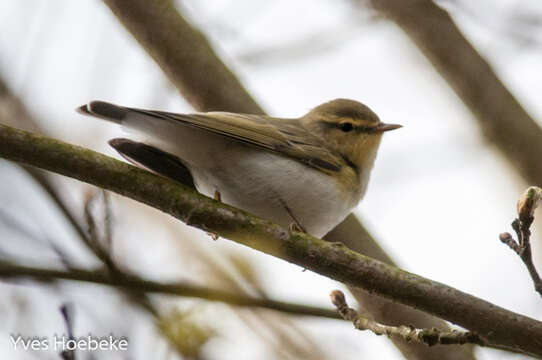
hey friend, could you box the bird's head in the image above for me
[301,99,401,173]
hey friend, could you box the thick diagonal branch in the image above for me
[1,124,542,357]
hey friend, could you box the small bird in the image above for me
[77,99,400,237]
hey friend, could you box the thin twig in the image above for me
[102,190,113,250]
[0,261,340,319]
[330,290,484,347]
[81,191,158,315]
[500,186,542,299]
[83,192,118,272]
[23,167,89,243]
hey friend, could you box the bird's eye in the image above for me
[338,122,354,132]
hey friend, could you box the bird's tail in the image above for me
[76,101,130,124]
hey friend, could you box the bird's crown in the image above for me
[304,99,381,130]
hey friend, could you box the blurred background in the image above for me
[1,0,542,359]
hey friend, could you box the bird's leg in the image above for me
[214,189,221,202]
[274,195,307,234]
[207,190,222,240]
[275,194,308,271]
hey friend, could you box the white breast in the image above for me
[191,149,359,238]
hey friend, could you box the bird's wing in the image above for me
[79,101,343,173]
[134,108,344,173]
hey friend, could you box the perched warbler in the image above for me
[77,99,400,237]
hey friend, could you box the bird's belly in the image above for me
[192,150,358,238]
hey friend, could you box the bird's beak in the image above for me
[373,123,402,133]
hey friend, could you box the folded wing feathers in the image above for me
[78,102,342,173]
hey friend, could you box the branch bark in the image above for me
[1,124,542,357]
[99,1,471,358]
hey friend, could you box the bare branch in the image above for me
[1,124,542,357]
[0,261,339,320]
[330,290,484,347]
[83,192,118,272]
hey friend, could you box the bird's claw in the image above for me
[288,222,307,234]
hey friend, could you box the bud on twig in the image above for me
[517,186,542,222]
[330,290,346,307]
[499,233,512,242]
